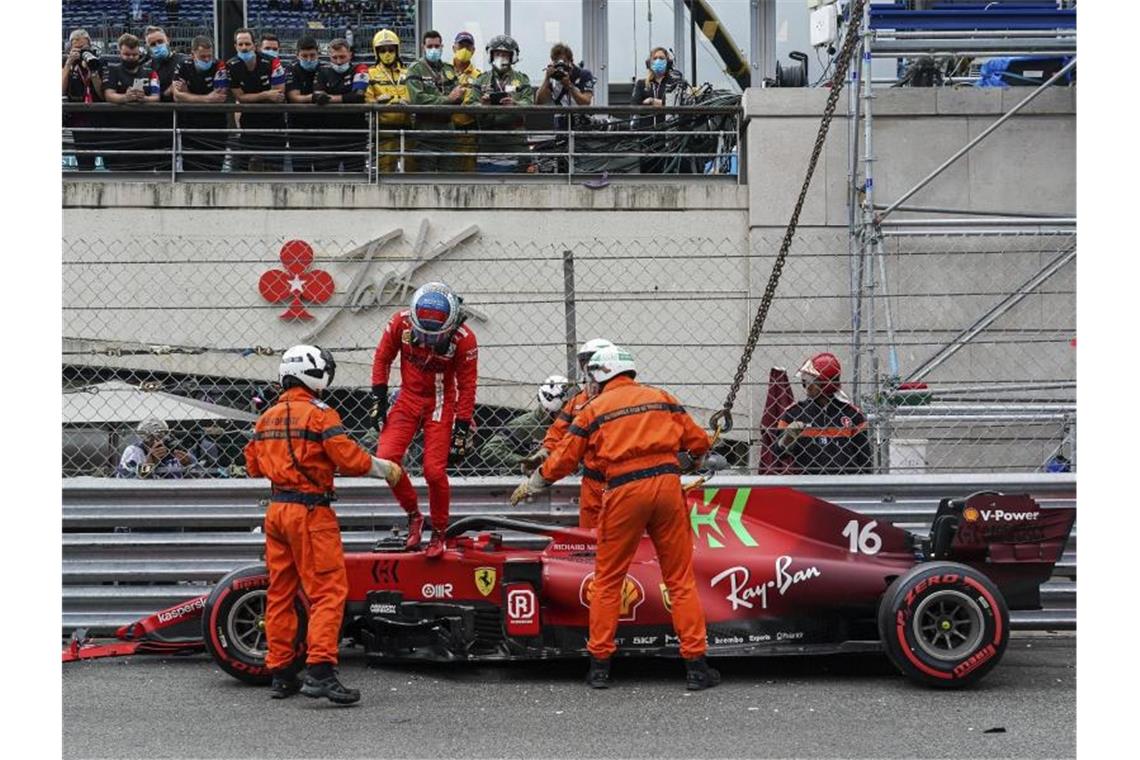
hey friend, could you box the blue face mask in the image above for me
[331,61,350,74]
[262,49,279,59]
[424,47,442,63]
[193,57,214,72]
[299,58,318,72]
[650,58,668,75]
[237,50,255,63]
[150,44,169,60]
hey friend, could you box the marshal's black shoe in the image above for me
[586,657,613,689]
[684,656,721,691]
[301,663,361,705]
[269,661,303,699]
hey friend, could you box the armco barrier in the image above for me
[62,473,1075,634]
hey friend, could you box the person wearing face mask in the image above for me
[286,37,322,172]
[467,34,534,173]
[139,26,181,172]
[449,31,481,172]
[173,35,230,171]
[311,38,370,173]
[227,28,287,172]
[631,46,693,174]
[405,30,464,174]
[62,28,105,172]
[101,33,160,171]
[364,28,412,173]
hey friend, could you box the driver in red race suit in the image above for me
[245,344,401,705]
[510,345,720,691]
[519,338,614,529]
[371,282,478,558]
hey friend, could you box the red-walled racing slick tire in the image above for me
[202,565,308,685]
[878,561,1009,688]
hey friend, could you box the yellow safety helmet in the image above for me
[372,29,400,49]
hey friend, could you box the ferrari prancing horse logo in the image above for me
[475,567,497,597]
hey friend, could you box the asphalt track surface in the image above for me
[63,632,1074,759]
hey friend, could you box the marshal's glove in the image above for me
[519,446,549,474]
[449,419,472,465]
[369,384,388,431]
[510,468,550,506]
[778,421,807,449]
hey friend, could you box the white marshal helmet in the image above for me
[136,417,169,439]
[537,374,571,413]
[586,345,637,384]
[279,344,337,392]
[576,337,614,369]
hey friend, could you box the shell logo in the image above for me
[963,506,980,522]
[579,573,645,622]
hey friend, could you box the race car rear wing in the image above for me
[924,491,1075,609]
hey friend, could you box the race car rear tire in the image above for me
[877,561,1009,688]
[202,564,308,685]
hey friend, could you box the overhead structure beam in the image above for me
[682,0,750,89]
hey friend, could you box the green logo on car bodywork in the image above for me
[689,488,759,549]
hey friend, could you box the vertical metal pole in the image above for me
[859,4,879,469]
[170,108,178,184]
[755,0,776,84]
[567,113,574,185]
[562,249,578,382]
[689,1,697,83]
[673,0,687,79]
[399,129,405,174]
[504,0,512,36]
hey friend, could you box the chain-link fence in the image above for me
[62,227,1075,478]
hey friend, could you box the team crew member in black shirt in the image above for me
[140,26,181,171]
[173,36,230,171]
[102,33,160,171]
[63,28,105,171]
[771,352,872,474]
[227,27,286,172]
[285,37,321,172]
[312,38,370,173]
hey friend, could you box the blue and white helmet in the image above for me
[409,282,461,347]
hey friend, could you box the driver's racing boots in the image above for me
[301,663,361,705]
[405,510,424,550]
[684,656,721,691]
[269,660,303,699]
[424,530,446,559]
[586,657,613,689]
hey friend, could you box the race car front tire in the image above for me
[202,564,308,685]
[877,561,1009,688]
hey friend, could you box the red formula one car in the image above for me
[64,487,1074,688]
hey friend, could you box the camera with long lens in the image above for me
[80,49,101,69]
[550,60,570,81]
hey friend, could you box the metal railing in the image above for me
[61,473,1075,634]
[62,102,743,182]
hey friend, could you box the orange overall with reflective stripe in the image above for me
[244,386,373,669]
[542,375,711,659]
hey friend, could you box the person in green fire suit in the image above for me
[477,375,569,473]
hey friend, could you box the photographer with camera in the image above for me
[536,42,595,173]
[63,29,105,171]
[116,418,202,479]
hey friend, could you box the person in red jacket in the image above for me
[371,282,478,557]
[519,337,613,529]
[510,345,719,691]
[245,344,401,705]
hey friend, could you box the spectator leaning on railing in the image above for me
[311,38,370,173]
[631,46,693,174]
[63,28,105,171]
[286,36,322,172]
[364,28,412,173]
[172,35,230,172]
[101,34,160,171]
[227,28,287,172]
[142,26,182,172]
[467,34,533,173]
[405,29,463,173]
[449,31,481,172]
